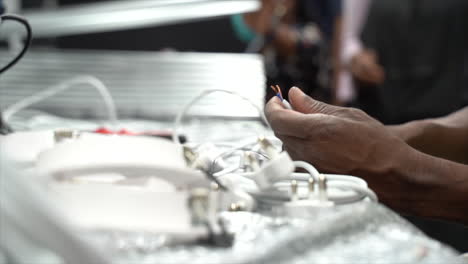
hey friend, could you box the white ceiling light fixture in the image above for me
[0,0,259,38]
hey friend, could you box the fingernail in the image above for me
[291,86,303,93]
[290,87,306,97]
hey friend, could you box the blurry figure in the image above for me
[0,0,5,14]
[336,0,468,251]
[338,0,468,124]
[231,0,342,102]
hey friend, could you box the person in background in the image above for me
[231,0,342,102]
[337,0,468,124]
[0,0,4,14]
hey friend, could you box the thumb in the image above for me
[288,87,341,115]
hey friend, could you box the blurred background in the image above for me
[1,0,467,253]
[2,0,468,120]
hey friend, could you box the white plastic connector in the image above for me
[281,99,292,110]
[251,151,295,189]
[216,176,256,211]
[186,143,227,173]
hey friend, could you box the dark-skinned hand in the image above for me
[265,87,422,208]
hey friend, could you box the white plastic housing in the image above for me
[252,151,295,190]
[35,133,206,188]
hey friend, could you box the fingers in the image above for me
[265,96,313,138]
[288,87,343,115]
[280,136,328,173]
[353,63,385,84]
[265,97,308,137]
[266,95,338,140]
[351,49,386,85]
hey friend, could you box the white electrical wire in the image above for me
[291,162,378,203]
[273,172,378,203]
[172,90,377,206]
[172,89,270,145]
[242,159,378,204]
[2,75,118,127]
[265,182,378,204]
[327,181,378,202]
[291,173,368,187]
[293,160,320,182]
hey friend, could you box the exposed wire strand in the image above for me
[275,85,283,99]
[270,85,284,100]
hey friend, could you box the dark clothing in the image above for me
[267,0,342,102]
[297,0,342,38]
[357,0,468,124]
[356,0,468,252]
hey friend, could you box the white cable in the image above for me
[279,172,378,203]
[291,163,377,202]
[328,182,378,202]
[293,161,320,182]
[247,158,378,204]
[2,75,118,127]
[172,89,270,145]
[291,173,368,187]
[271,180,377,204]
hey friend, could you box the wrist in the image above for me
[379,146,468,223]
[387,119,433,143]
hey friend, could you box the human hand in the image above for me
[265,87,410,179]
[266,90,468,221]
[350,49,385,85]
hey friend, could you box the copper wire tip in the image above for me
[275,85,283,98]
[270,85,279,94]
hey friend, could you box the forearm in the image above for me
[382,148,468,225]
[388,107,468,164]
[266,87,468,224]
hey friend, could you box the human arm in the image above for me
[265,87,468,224]
[341,0,370,67]
[389,107,468,164]
[335,0,384,104]
[342,0,384,84]
[242,0,299,57]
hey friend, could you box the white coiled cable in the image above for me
[2,75,118,127]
